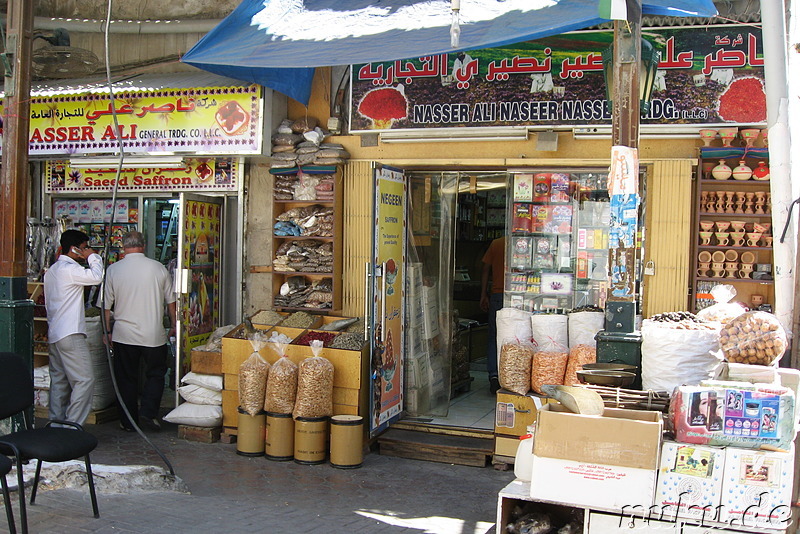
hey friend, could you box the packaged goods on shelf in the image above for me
[656,440,726,521]
[670,382,796,450]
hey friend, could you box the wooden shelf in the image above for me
[273,271,333,276]
[272,235,334,241]
[34,316,48,322]
[274,200,334,206]
[275,305,334,312]
[697,245,772,251]
[34,351,50,356]
[698,212,771,218]
[696,277,773,284]
[699,179,770,185]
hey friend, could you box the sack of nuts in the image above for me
[264,343,298,414]
[531,350,569,395]
[563,345,597,386]
[293,343,334,419]
[719,311,787,366]
[499,342,535,395]
[239,352,270,416]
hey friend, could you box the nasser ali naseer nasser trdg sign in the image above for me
[350,25,765,131]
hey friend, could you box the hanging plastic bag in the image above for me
[719,311,788,366]
[696,284,746,324]
[499,341,535,395]
[293,340,334,419]
[238,330,270,415]
[264,340,298,414]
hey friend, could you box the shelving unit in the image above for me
[690,148,774,312]
[270,168,343,313]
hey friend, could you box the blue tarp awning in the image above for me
[181,0,718,105]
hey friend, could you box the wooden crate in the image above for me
[495,390,553,437]
[221,389,239,428]
[224,373,239,391]
[190,349,222,375]
[35,404,118,425]
[178,425,221,443]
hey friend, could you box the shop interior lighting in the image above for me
[380,127,529,143]
[68,156,185,168]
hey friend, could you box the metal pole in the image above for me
[0,0,34,432]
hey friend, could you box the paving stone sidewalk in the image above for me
[1,419,513,534]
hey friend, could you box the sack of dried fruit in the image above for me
[531,350,569,395]
[719,311,787,366]
[563,345,597,386]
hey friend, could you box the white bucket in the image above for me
[513,428,535,481]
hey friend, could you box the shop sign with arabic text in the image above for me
[0,85,262,156]
[350,25,764,131]
[45,157,241,193]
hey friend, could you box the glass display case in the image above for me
[53,198,138,264]
[505,170,610,312]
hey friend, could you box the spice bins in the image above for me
[294,416,329,465]
[236,407,266,457]
[329,415,364,469]
[265,411,294,461]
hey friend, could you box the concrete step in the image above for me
[377,428,493,467]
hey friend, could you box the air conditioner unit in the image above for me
[68,155,185,169]
[380,127,529,143]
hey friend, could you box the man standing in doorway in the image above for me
[103,231,176,432]
[44,229,104,425]
[480,236,505,394]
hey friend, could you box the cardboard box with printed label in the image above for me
[587,511,679,533]
[718,446,794,529]
[656,441,725,522]
[530,404,663,510]
[494,390,552,437]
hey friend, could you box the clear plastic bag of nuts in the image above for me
[720,311,787,366]
[264,340,298,414]
[239,331,270,415]
[292,340,334,419]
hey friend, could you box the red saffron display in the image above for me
[717,77,766,123]
[357,86,408,129]
[295,331,337,346]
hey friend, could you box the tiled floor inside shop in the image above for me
[424,362,496,430]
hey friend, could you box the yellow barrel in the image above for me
[329,415,364,469]
[265,411,294,461]
[294,416,328,465]
[236,407,266,457]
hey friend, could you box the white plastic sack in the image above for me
[85,316,115,410]
[495,307,533,363]
[163,402,222,427]
[530,314,568,352]
[640,319,723,392]
[567,311,604,348]
[181,371,223,392]
[178,384,222,406]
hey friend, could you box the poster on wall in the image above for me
[180,197,223,366]
[0,85,262,156]
[350,25,764,131]
[371,165,406,433]
[45,158,240,193]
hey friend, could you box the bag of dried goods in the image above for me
[495,307,534,367]
[563,345,597,386]
[530,351,568,395]
[498,342,535,395]
[567,310,604,348]
[696,284,747,324]
[239,330,270,415]
[530,313,568,352]
[264,340,298,414]
[719,311,787,366]
[293,340,334,419]
[641,315,722,392]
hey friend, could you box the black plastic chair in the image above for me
[1,454,15,533]
[0,352,99,534]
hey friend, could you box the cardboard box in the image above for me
[656,441,725,522]
[530,404,663,510]
[190,349,222,376]
[718,446,795,529]
[587,511,679,533]
[224,373,238,391]
[221,389,238,427]
[494,390,551,437]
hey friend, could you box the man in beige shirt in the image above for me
[103,231,176,432]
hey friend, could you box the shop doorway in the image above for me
[405,170,508,430]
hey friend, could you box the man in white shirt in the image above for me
[44,229,104,425]
[103,231,176,432]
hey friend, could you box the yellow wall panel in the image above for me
[642,160,694,317]
[342,161,374,317]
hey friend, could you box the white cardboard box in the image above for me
[587,511,679,532]
[656,441,726,522]
[530,404,662,511]
[718,446,795,529]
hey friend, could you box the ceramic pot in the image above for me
[712,160,732,180]
[699,129,718,146]
[746,232,762,247]
[699,231,713,245]
[718,127,738,147]
[715,221,731,232]
[740,129,760,148]
[732,160,752,181]
[753,161,770,181]
[730,232,745,247]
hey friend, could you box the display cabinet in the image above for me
[691,147,774,312]
[270,168,343,313]
[505,170,610,312]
